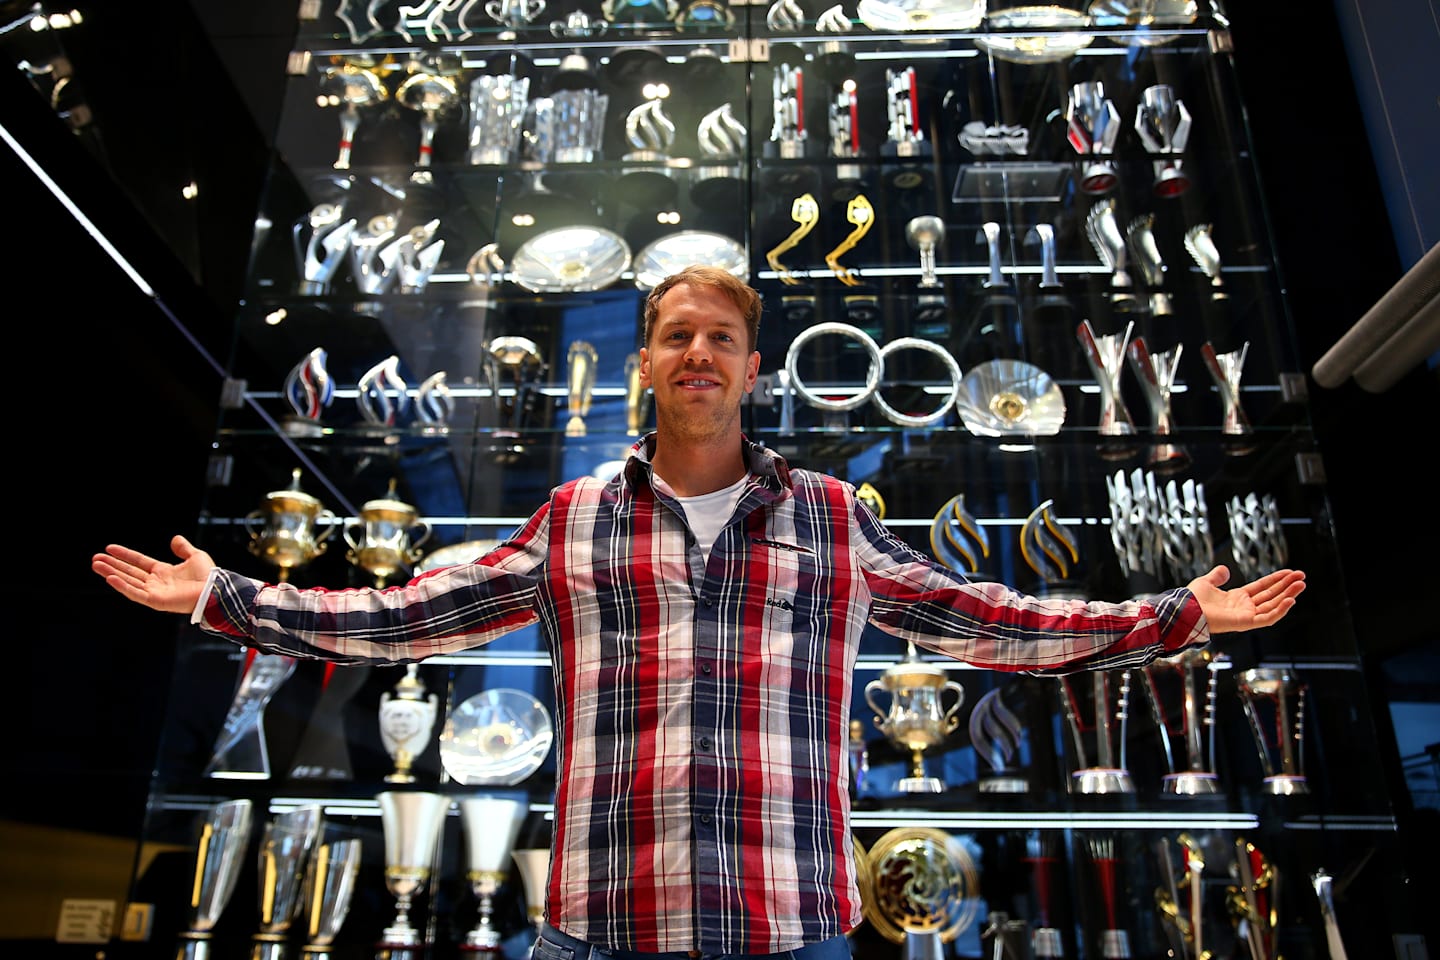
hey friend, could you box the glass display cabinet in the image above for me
[117,2,1410,958]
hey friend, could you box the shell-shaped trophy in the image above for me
[865,642,965,792]
[176,798,254,960]
[955,359,1066,438]
[566,341,598,437]
[376,790,452,949]
[299,838,363,958]
[282,347,334,438]
[379,664,440,784]
[458,796,530,950]
[205,652,298,780]
[251,803,325,960]
[862,827,981,952]
[1058,670,1135,794]
[344,479,432,586]
[244,468,336,581]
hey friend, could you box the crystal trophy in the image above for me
[176,799,254,960]
[968,686,1028,793]
[1127,336,1190,472]
[335,0,385,43]
[1134,84,1192,197]
[288,663,372,781]
[1076,319,1137,456]
[865,642,966,792]
[415,371,455,435]
[397,68,460,168]
[244,468,336,582]
[379,664,440,783]
[292,203,357,295]
[624,352,650,436]
[1236,667,1309,795]
[356,355,411,432]
[318,63,387,170]
[376,790,452,949]
[1058,671,1135,794]
[1202,340,1255,454]
[299,838,363,958]
[565,340,598,437]
[344,479,433,586]
[1084,834,1130,958]
[468,74,530,165]
[457,796,529,952]
[1066,81,1121,194]
[511,847,551,944]
[1226,492,1287,582]
[1086,198,1138,312]
[1140,648,1225,795]
[206,652,298,779]
[282,347,334,438]
[251,803,325,960]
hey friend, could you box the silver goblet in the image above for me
[377,791,452,948]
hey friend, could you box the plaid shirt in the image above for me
[198,435,1205,954]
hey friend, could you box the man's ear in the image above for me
[638,348,652,388]
[742,351,761,393]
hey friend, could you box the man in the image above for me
[94,265,1305,960]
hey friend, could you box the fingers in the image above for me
[1248,569,1307,604]
[171,534,197,559]
[1202,564,1232,588]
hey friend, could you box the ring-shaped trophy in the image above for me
[872,337,963,427]
[785,322,883,412]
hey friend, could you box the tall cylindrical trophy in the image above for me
[1236,667,1309,794]
[1140,649,1225,794]
[1058,671,1135,794]
[299,838,363,958]
[177,798,255,960]
[458,796,530,952]
[250,803,325,960]
[377,791,452,950]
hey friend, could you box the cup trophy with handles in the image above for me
[511,846,551,947]
[458,796,530,952]
[177,798,254,960]
[1140,649,1225,795]
[250,803,325,960]
[1057,670,1135,794]
[345,479,433,586]
[379,664,440,784]
[376,790,452,952]
[1235,666,1309,794]
[865,642,966,793]
[299,837,363,959]
[245,468,336,582]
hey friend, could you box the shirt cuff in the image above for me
[190,567,223,625]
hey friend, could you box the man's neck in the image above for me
[648,432,748,498]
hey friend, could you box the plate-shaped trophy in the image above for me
[856,0,985,30]
[976,6,1096,63]
[510,226,632,293]
[862,827,981,949]
[633,231,748,290]
[439,688,555,786]
[955,359,1066,437]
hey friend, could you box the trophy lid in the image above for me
[882,641,950,684]
[360,478,418,517]
[264,468,324,509]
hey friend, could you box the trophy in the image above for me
[468,74,530,165]
[293,202,357,296]
[1126,213,1173,318]
[882,65,929,177]
[289,663,372,781]
[618,92,677,202]
[356,355,412,431]
[415,371,455,435]
[1226,492,1287,582]
[1024,835,1063,958]
[282,347,335,437]
[486,0,546,31]
[848,719,870,799]
[206,651,298,779]
[624,352,650,436]
[1086,198,1138,312]
[1231,838,1279,960]
[335,0,384,42]
[251,803,325,960]
[1076,319,1137,457]
[1065,81,1121,194]
[1159,477,1214,583]
[828,81,863,188]
[865,642,966,792]
[565,341,598,437]
[245,468,336,581]
[299,838,363,958]
[344,479,432,586]
[1057,671,1135,794]
[396,68,460,168]
[1183,223,1227,301]
[1127,336,1190,472]
[1202,341,1255,454]
[457,797,530,952]
[1134,84,1193,197]
[905,216,946,290]
[1235,667,1309,795]
[1106,468,1165,584]
[176,799,254,960]
[693,102,747,210]
[376,790,452,950]
[318,63,387,170]
[1020,498,1081,590]
[379,664,440,783]
[394,219,446,294]
[484,336,547,454]
[968,685,1028,793]
[1084,834,1130,958]
[351,213,403,295]
[512,847,551,944]
[1140,649,1225,795]
[862,827,981,952]
[1311,868,1350,960]
[770,63,807,160]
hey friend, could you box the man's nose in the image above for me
[684,337,712,362]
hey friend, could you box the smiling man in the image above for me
[94,264,1305,960]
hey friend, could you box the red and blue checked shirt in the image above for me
[196,435,1206,954]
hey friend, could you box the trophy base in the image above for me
[281,416,325,439]
[178,932,216,960]
[903,930,944,960]
[1163,772,1220,795]
[1147,441,1191,473]
[1100,928,1131,958]
[250,936,287,960]
[1263,774,1309,795]
[978,775,1029,794]
[1033,927,1064,958]
[897,776,945,793]
[1072,768,1135,794]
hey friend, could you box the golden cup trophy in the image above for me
[344,479,433,586]
[458,796,530,952]
[250,803,325,960]
[376,791,451,952]
[245,468,336,582]
[176,798,254,960]
[865,642,965,793]
[379,665,440,784]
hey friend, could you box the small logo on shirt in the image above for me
[765,596,794,612]
[751,537,814,555]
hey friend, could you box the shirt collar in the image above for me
[621,433,794,493]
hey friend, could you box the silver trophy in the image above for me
[906,216,946,290]
[378,664,440,783]
[512,847,551,945]
[293,203,357,296]
[376,790,452,948]
[1126,213,1173,318]
[1058,671,1135,794]
[251,803,325,960]
[457,797,530,950]
[244,468,336,582]
[1202,341,1255,453]
[486,0,546,30]
[968,685,1027,793]
[1077,319,1137,453]
[351,213,403,295]
[1140,648,1225,794]
[356,355,411,431]
[883,66,930,185]
[771,63,807,159]
[1127,336,1190,472]
[1106,468,1165,583]
[865,642,966,792]
[1183,223,1227,301]
[282,347,334,437]
[299,838,363,958]
[1226,492,1287,582]
[620,91,677,200]
[828,82,862,184]
[176,799,254,960]
[1236,667,1309,795]
[318,63,388,170]
[415,371,455,435]
[206,652,298,779]
[1066,81,1121,194]
[566,341,598,437]
[485,336,547,449]
[394,219,446,294]
[693,102,747,209]
[344,479,433,586]
[1160,477,1214,582]
[1134,84,1192,197]
[1086,198,1138,312]
[397,68,460,168]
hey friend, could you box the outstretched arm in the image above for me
[1188,565,1306,634]
[91,535,216,615]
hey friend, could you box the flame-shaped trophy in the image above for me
[376,790,452,951]
[968,686,1028,793]
[356,355,412,432]
[250,803,325,960]
[206,651,298,779]
[282,347,335,438]
[1058,671,1135,794]
[298,838,363,958]
[566,341,598,437]
[244,468,336,582]
[458,797,530,952]
[1140,649,1225,795]
[865,642,966,793]
[176,799,254,960]
[415,371,455,436]
[379,664,440,783]
[1236,667,1309,795]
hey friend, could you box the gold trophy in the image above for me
[250,803,325,960]
[376,791,452,952]
[624,352,649,436]
[863,827,981,954]
[177,799,254,960]
[865,642,966,792]
[379,665,440,784]
[566,341,598,437]
[457,796,530,952]
[244,468,336,582]
[344,479,433,586]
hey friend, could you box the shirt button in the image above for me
[700,814,712,824]
[700,661,712,674]
[698,736,712,750]
[701,597,713,608]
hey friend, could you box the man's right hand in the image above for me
[92,535,216,615]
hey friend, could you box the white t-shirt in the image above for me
[667,473,750,562]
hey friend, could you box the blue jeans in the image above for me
[534,924,852,960]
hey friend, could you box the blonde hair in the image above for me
[642,266,761,351]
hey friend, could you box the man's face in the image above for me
[638,282,760,443]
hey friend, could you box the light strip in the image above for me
[1,120,154,297]
[853,810,1260,830]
